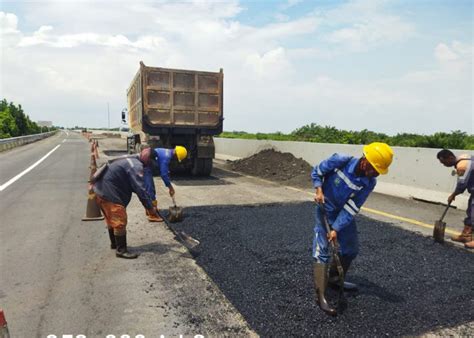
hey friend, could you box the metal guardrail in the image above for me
[0,131,57,152]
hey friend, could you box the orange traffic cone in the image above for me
[94,140,99,159]
[88,154,97,182]
[82,153,104,221]
[0,309,10,338]
[82,188,104,221]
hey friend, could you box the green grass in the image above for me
[219,125,474,150]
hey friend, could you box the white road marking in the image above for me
[0,145,61,192]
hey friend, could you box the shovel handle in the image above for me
[318,203,344,311]
[439,202,452,222]
[318,203,338,250]
[171,196,177,207]
[318,203,332,233]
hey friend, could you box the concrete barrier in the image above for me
[0,131,57,152]
[215,138,473,210]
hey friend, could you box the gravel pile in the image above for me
[228,149,313,188]
[171,202,474,337]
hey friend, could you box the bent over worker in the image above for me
[143,145,188,222]
[437,149,474,249]
[311,142,394,315]
[93,148,161,259]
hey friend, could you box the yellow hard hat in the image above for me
[363,142,394,175]
[175,146,187,162]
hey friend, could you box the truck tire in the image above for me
[134,143,141,154]
[192,158,213,176]
[127,137,135,154]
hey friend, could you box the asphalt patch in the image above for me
[169,202,474,337]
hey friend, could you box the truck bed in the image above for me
[127,62,223,135]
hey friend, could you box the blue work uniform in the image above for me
[143,148,175,200]
[311,154,376,263]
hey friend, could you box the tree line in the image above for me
[220,123,474,150]
[0,99,43,138]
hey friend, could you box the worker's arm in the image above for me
[143,165,156,201]
[454,159,472,194]
[128,166,154,210]
[161,165,175,197]
[157,149,173,189]
[311,154,352,203]
[449,159,473,203]
[168,184,175,197]
[331,182,375,232]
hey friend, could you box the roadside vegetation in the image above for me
[220,123,474,150]
[0,99,47,139]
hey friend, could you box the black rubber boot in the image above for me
[329,257,358,291]
[313,262,337,316]
[108,228,116,249]
[115,234,138,259]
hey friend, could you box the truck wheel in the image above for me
[127,137,135,154]
[192,158,213,176]
[134,143,141,154]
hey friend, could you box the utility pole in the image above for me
[107,102,110,130]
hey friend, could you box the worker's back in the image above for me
[94,156,143,207]
[456,154,474,194]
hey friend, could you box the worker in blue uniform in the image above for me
[143,145,188,222]
[311,142,394,316]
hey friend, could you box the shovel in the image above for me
[169,196,184,223]
[158,208,201,258]
[158,195,200,257]
[319,203,346,313]
[433,202,451,243]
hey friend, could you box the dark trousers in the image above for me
[464,194,473,227]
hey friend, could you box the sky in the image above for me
[0,0,472,135]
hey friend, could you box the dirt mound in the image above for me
[229,149,313,189]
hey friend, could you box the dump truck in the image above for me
[123,61,223,176]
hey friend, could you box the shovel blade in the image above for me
[169,206,184,223]
[176,231,201,257]
[179,231,200,248]
[433,220,446,243]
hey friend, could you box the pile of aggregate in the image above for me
[229,149,313,188]
[170,202,474,337]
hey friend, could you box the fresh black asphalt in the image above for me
[169,201,473,337]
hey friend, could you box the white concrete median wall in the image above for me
[215,138,473,210]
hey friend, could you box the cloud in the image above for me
[321,0,415,51]
[326,16,413,50]
[0,11,19,34]
[244,47,293,78]
[18,25,165,50]
[279,0,304,11]
[435,43,459,62]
